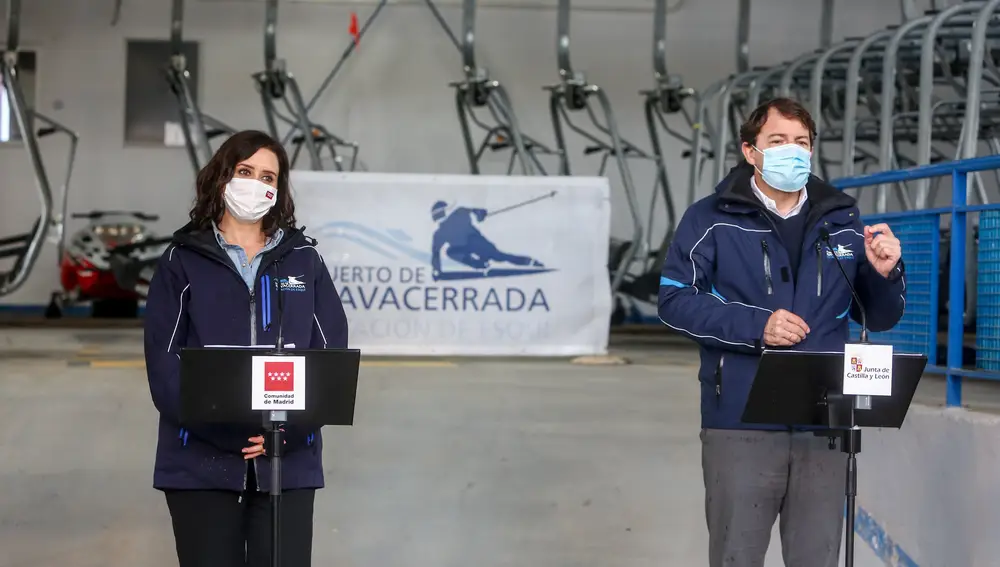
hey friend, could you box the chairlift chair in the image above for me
[254,0,360,172]
[546,0,668,325]
[0,0,80,300]
[166,0,238,176]
[612,0,704,323]
[450,0,556,176]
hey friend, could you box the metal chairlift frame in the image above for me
[253,0,363,172]
[640,0,692,254]
[546,0,651,296]
[450,0,553,176]
[710,69,764,187]
[167,0,238,175]
[689,0,1000,334]
[803,4,1000,327]
[916,2,992,208]
[238,0,560,178]
[601,0,696,321]
[684,78,729,207]
[839,28,916,211]
[253,0,465,172]
[876,14,936,212]
[0,0,80,298]
[690,0,837,203]
[710,1,838,187]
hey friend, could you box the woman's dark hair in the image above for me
[189,130,296,235]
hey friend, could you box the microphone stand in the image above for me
[266,274,287,567]
[819,232,869,567]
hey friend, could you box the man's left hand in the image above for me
[864,223,902,278]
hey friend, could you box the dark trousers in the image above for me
[165,488,316,567]
[701,428,846,567]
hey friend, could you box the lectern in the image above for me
[179,345,360,567]
[742,349,927,567]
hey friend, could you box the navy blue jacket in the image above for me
[144,222,348,491]
[658,163,906,431]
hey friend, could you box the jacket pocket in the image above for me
[760,240,773,295]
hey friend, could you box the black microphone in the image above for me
[273,272,286,353]
[819,228,869,343]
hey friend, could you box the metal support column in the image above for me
[820,0,835,48]
[736,0,751,73]
[947,170,967,407]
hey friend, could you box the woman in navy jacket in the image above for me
[143,130,348,567]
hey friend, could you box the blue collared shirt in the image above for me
[212,223,284,291]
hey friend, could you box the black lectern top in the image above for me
[741,350,927,429]
[179,347,360,426]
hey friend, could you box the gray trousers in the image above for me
[701,428,847,567]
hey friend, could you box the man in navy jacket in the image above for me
[658,98,905,567]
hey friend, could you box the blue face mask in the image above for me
[753,144,812,192]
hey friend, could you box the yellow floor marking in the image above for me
[361,361,457,368]
[87,360,146,369]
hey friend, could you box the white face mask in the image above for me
[223,178,277,223]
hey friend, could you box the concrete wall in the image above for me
[0,0,919,305]
[854,405,1000,567]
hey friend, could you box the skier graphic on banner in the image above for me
[429,199,548,281]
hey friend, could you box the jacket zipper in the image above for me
[761,240,773,295]
[715,355,724,406]
[816,241,823,297]
[239,288,258,503]
[251,288,262,493]
[175,240,286,502]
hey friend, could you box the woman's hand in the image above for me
[243,436,266,460]
[242,430,290,459]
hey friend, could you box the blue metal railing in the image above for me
[832,154,1000,408]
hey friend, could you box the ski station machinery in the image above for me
[690,0,1000,365]
[621,0,702,323]
[254,0,362,172]
[112,0,477,305]
[450,0,556,176]
[546,0,679,324]
[50,211,165,318]
[0,0,80,303]
[166,0,238,176]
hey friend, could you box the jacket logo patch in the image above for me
[825,244,855,261]
[279,275,307,292]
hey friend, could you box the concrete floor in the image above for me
[0,328,997,566]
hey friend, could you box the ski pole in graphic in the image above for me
[484,190,558,218]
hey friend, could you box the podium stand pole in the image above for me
[267,410,286,567]
[179,346,362,567]
[827,392,871,567]
[741,350,926,567]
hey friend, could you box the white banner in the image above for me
[291,171,613,356]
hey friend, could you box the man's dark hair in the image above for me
[189,130,295,235]
[739,97,817,147]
